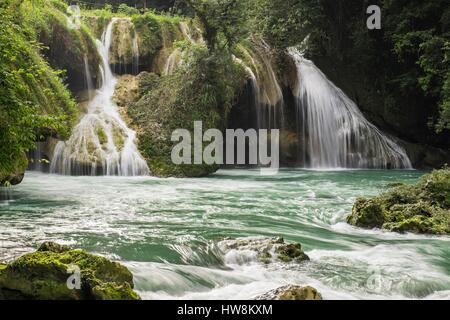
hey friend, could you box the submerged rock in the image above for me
[347,168,450,235]
[0,242,140,300]
[256,285,322,300]
[219,237,310,264]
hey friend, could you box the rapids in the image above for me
[1,170,449,300]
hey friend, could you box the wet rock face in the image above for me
[347,168,450,235]
[0,154,27,186]
[219,237,310,264]
[0,172,25,187]
[401,141,450,170]
[110,18,139,75]
[39,15,101,98]
[256,285,323,300]
[0,242,140,300]
[114,74,139,111]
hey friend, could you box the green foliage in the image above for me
[117,3,140,16]
[127,42,244,177]
[254,0,322,51]
[300,0,450,135]
[384,0,450,132]
[131,10,183,65]
[132,11,164,58]
[181,0,252,51]
[0,1,78,184]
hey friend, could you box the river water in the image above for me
[1,170,449,300]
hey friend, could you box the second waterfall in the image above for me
[50,18,149,176]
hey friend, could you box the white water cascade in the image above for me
[83,55,94,100]
[50,19,149,176]
[164,49,182,75]
[288,47,412,169]
[237,43,284,130]
[132,33,140,75]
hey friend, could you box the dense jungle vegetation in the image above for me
[1,0,449,183]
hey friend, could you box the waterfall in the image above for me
[50,18,149,176]
[28,142,46,172]
[287,47,412,169]
[162,22,202,76]
[236,43,284,130]
[255,51,284,130]
[83,55,94,100]
[132,33,139,75]
[164,49,181,75]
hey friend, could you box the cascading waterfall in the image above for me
[164,49,181,75]
[237,43,284,130]
[83,55,94,100]
[287,47,412,169]
[255,51,284,130]
[28,142,46,172]
[163,22,202,76]
[132,33,139,75]
[50,18,149,176]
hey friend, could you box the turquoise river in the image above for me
[1,170,449,299]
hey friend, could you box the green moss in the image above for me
[112,126,125,152]
[82,15,111,39]
[96,127,108,147]
[132,12,164,62]
[347,168,450,234]
[347,197,386,228]
[0,153,28,186]
[0,242,140,300]
[127,70,221,177]
[275,243,310,263]
[259,252,272,264]
[277,286,323,301]
[124,41,244,177]
[91,282,140,300]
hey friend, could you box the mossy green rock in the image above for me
[347,197,385,228]
[0,242,140,300]
[275,243,310,263]
[256,285,322,300]
[347,168,450,234]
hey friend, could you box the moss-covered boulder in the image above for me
[219,237,310,264]
[256,285,323,300]
[347,168,450,234]
[0,242,140,300]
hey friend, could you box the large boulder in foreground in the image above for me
[0,242,140,300]
[256,285,322,300]
[347,168,450,235]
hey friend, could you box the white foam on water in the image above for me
[50,19,149,176]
